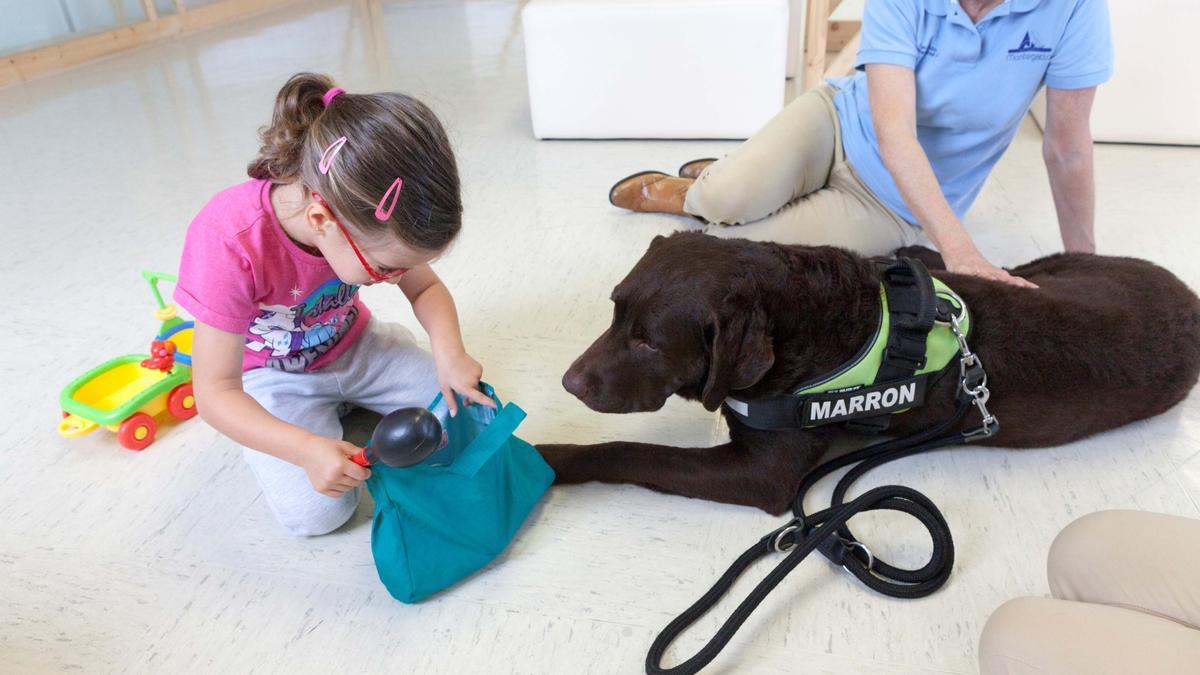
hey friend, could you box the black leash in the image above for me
[646,332,998,674]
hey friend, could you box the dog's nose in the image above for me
[562,368,592,399]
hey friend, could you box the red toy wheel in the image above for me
[167,383,197,420]
[117,413,156,451]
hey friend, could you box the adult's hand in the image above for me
[945,248,1038,288]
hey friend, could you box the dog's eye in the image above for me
[633,338,659,353]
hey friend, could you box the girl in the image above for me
[176,73,493,536]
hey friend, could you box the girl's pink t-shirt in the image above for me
[174,179,371,372]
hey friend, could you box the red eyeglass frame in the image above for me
[311,192,409,282]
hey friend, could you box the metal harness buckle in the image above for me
[950,313,998,439]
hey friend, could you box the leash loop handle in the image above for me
[645,485,954,675]
[647,395,979,675]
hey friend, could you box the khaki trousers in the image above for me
[683,84,917,257]
[979,510,1200,674]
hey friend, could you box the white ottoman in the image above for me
[522,0,790,139]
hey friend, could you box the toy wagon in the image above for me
[57,272,197,451]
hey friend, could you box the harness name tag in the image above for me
[802,378,927,426]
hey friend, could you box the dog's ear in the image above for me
[701,295,775,411]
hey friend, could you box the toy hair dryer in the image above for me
[351,407,446,468]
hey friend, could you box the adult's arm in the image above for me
[867,63,1036,287]
[1042,86,1098,253]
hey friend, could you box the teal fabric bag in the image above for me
[365,383,554,603]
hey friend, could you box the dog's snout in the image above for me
[562,366,594,400]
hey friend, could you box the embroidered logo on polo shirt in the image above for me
[1007,31,1052,61]
[918,42,939,57]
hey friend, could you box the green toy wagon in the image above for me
[57,272,197,451]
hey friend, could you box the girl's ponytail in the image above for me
[247,72,335,181]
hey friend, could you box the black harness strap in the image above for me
[726,258,953,434]
[845,258,936,434]
[723,372,936,431]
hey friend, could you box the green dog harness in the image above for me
[724,258,971,433]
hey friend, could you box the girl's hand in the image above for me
[301,435,371,497]
[945,249,1038,289]
[434,348,496,416]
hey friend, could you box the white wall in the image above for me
[1029,0,1200,145]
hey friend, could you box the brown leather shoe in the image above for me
[677,158,717,180]
[608,170,692,215]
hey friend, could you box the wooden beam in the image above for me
[828,20,861,51]
[141,0,159,23]
[803,0,831,90]
[2,0,297,87]
[182,0,294,31]
[0,60,20,88]
[8,18,178,82]
[823,30,862,80]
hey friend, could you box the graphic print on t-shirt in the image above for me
[246,278,362,372]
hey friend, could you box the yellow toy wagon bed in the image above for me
[57,272,197,451]
[58,356,194,450]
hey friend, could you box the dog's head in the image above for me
[562,233,777,413]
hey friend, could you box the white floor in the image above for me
[3,1,1200,673]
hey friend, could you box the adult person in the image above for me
[608,0,1112,287]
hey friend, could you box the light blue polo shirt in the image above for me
[829,0,1113,225]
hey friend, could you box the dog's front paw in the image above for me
[536,443,597,484]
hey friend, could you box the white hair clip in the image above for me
[318,136,348,175]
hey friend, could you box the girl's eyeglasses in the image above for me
[312,193,409,282]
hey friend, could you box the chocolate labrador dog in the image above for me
[538,233,1200,514]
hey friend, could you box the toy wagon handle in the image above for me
[58,415,98,438]
[142,271,184,331]
[141,271,178,311]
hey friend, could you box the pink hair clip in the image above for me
[375,177,404,221]
[322,87,346,108]
[318,136,347,174]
